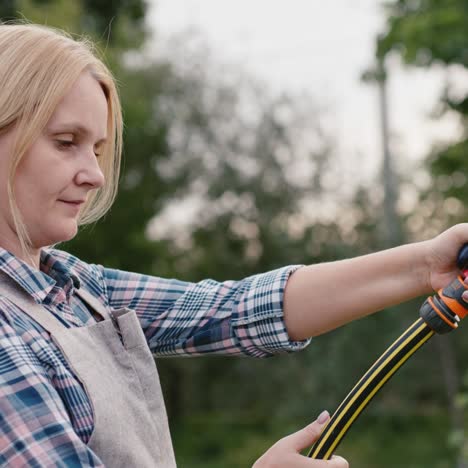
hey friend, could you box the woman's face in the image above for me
[0,71,108,254]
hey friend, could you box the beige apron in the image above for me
[0,275,177,467]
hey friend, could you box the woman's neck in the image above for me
[0,236,41,269]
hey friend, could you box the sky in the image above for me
[145,0,461,186]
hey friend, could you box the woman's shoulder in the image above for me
[45,247,93,270]
[44,248,104,289]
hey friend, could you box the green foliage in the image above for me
[0,0,17,19]
[171,409,458,467]
[11,0,81,29]
[377,0,468,214]
[1,0,148,54]
[378,0,468,66]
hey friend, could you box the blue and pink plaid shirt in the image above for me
[0,247,309,466]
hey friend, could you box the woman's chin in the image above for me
[60,225,79,243]
[45,223,79,245]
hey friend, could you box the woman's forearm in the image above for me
[283,241,431,340]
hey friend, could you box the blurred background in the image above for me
[3,1,468,466]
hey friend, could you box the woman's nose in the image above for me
[75,150,106,188]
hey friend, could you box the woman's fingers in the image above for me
[329,455,349,467]
[279,411,330,452]
[253,411,349,467]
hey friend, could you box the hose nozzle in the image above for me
[420,243,468,333]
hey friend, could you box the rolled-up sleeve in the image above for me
[229,265,310,356]
[97,264,311,358]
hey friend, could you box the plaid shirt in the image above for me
[0,247,309,466]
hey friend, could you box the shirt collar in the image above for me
[0,247,80,303]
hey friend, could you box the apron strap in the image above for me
[0,273,111,333]
[74,287,112,321]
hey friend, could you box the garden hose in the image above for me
[308,244,468,460]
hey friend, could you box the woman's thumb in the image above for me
[281,410,330,452]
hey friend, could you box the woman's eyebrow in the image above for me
[49,123,108,143]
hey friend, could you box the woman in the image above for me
[0,21,466,467]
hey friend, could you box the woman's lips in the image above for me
[58,200,84,211]
[59,199,85,204]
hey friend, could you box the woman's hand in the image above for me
[422,223,468,291]
[252,411,349,468]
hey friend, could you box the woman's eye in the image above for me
[56,139,101,158]
[56,140,75,150]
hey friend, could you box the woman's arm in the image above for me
[51,249,310,358]
[97,264,308,357]
[284,223,468,340]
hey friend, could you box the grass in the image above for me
[171,409,460,467]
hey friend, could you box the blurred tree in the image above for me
[362,58,404,248]
[378,0,468,67]
[0,0,16,18]
[378,1,468,466]
[377,0,468,219]
[1,0,149,49]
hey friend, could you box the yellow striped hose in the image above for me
[308,318,434,459]
[308,243,468,460]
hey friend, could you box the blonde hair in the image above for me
[0,21,123,255]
